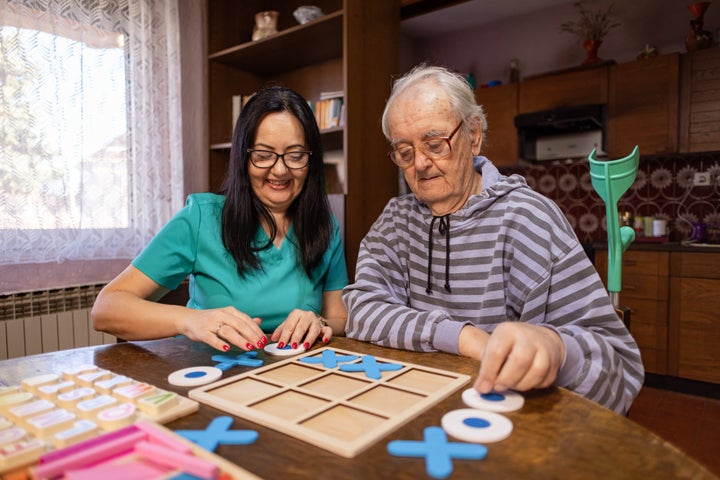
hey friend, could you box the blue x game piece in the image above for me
[299,349,358,368]
[175,416,258,452]
[387,426,487,479]
[338,355,402,379]
[211,351,263,370]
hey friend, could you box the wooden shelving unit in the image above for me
[206,0,400,279]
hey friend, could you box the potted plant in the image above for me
[559,2,621,64]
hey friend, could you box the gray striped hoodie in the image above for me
[343,156,644,414]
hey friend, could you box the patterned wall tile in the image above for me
[504,152,720,244]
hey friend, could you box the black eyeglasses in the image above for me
[388,121,463,168]
[247,149,312,170]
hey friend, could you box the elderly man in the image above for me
[343,64,644,414]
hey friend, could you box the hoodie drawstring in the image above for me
[426,214,452,295]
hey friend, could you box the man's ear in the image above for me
[471,129,483,156]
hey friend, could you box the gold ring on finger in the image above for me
[214,323,225,335]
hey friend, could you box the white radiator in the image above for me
[0,285,116,360]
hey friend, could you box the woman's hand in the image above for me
[180,307,267,352]
[270,309,331,350]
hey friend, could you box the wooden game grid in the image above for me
[189,347,471,458]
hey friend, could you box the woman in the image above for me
[92,86,348,353]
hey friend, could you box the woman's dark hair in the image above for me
[219,85,332,278]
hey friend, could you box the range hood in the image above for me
[514,104,607,161]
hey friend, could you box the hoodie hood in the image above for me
[419,156,529,294]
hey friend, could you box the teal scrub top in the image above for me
[132,193,348,333]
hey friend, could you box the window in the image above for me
[1,22,128,229]
[0,0,183,275]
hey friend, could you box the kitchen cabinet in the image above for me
[475,83,518,167]
[518,64,609,114]
[680,48,720,153]
[595,250,669,375]
[669,251,720,384]
[206,0,400,279]
[607,53,679,158]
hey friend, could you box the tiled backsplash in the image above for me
[504,152,720,244]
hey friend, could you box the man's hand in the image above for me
[462,323,565,393]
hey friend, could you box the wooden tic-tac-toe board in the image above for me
[189,347,471,458]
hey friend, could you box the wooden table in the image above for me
[1,337,716,480]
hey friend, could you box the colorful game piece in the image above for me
[134,439,219,479]
[0,368,201,476]
[441,408,513,444]
[387,426,487,479]
[51,419,99,448]
[211,352,264,370]
[168,367,223,387]
[0,392,33,414]
[175,416,258,452]
[25,408,76,436]
[298,349,358,368]
[21,373,60,393]
[75,394,118,419]
[263,342,306,356]
[461,388,525,413]
[338,355,403,380]
[136,391,179,416]
[113,382,157,403]
[95,402,137,430]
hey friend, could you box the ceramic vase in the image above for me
[686,2,713,51]
[583,39,602,64]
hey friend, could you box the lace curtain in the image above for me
[0,0,183,266]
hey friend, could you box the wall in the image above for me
[402,0,720,246]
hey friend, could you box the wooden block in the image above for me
[76,370,111,387]
[0,438,45,472]
[56,388,95,409]
[111,383,156,404]
[0,393,34,415]
[94,376,133,395]
[51,420,99,448]
[75,395,118,420]
[25,409,76,437]
[21,374,59,394]
[136,391,179,416]
[95,403,137,430]
[61,364,97,381]
[37,381,76,401]
[8,399,54,425]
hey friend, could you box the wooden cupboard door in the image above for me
[475,83,518,167]
[607,53,679,158]
[679,41,720,153]
[518,65,608,114]
[669,276,720,384]
[594,249,669,375]
[622,297,668,375]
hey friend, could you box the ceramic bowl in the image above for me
[293,6,323,24]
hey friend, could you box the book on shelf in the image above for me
[231,93,255,133]
[319,90,344,101]
[309,93,344,131]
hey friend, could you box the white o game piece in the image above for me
[168,367,222,387]
[461,388,524,413]
[441,408,513,443]
[263,342,306,356]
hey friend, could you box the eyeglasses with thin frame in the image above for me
[388,121,464,168]
[247,149,312,170]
